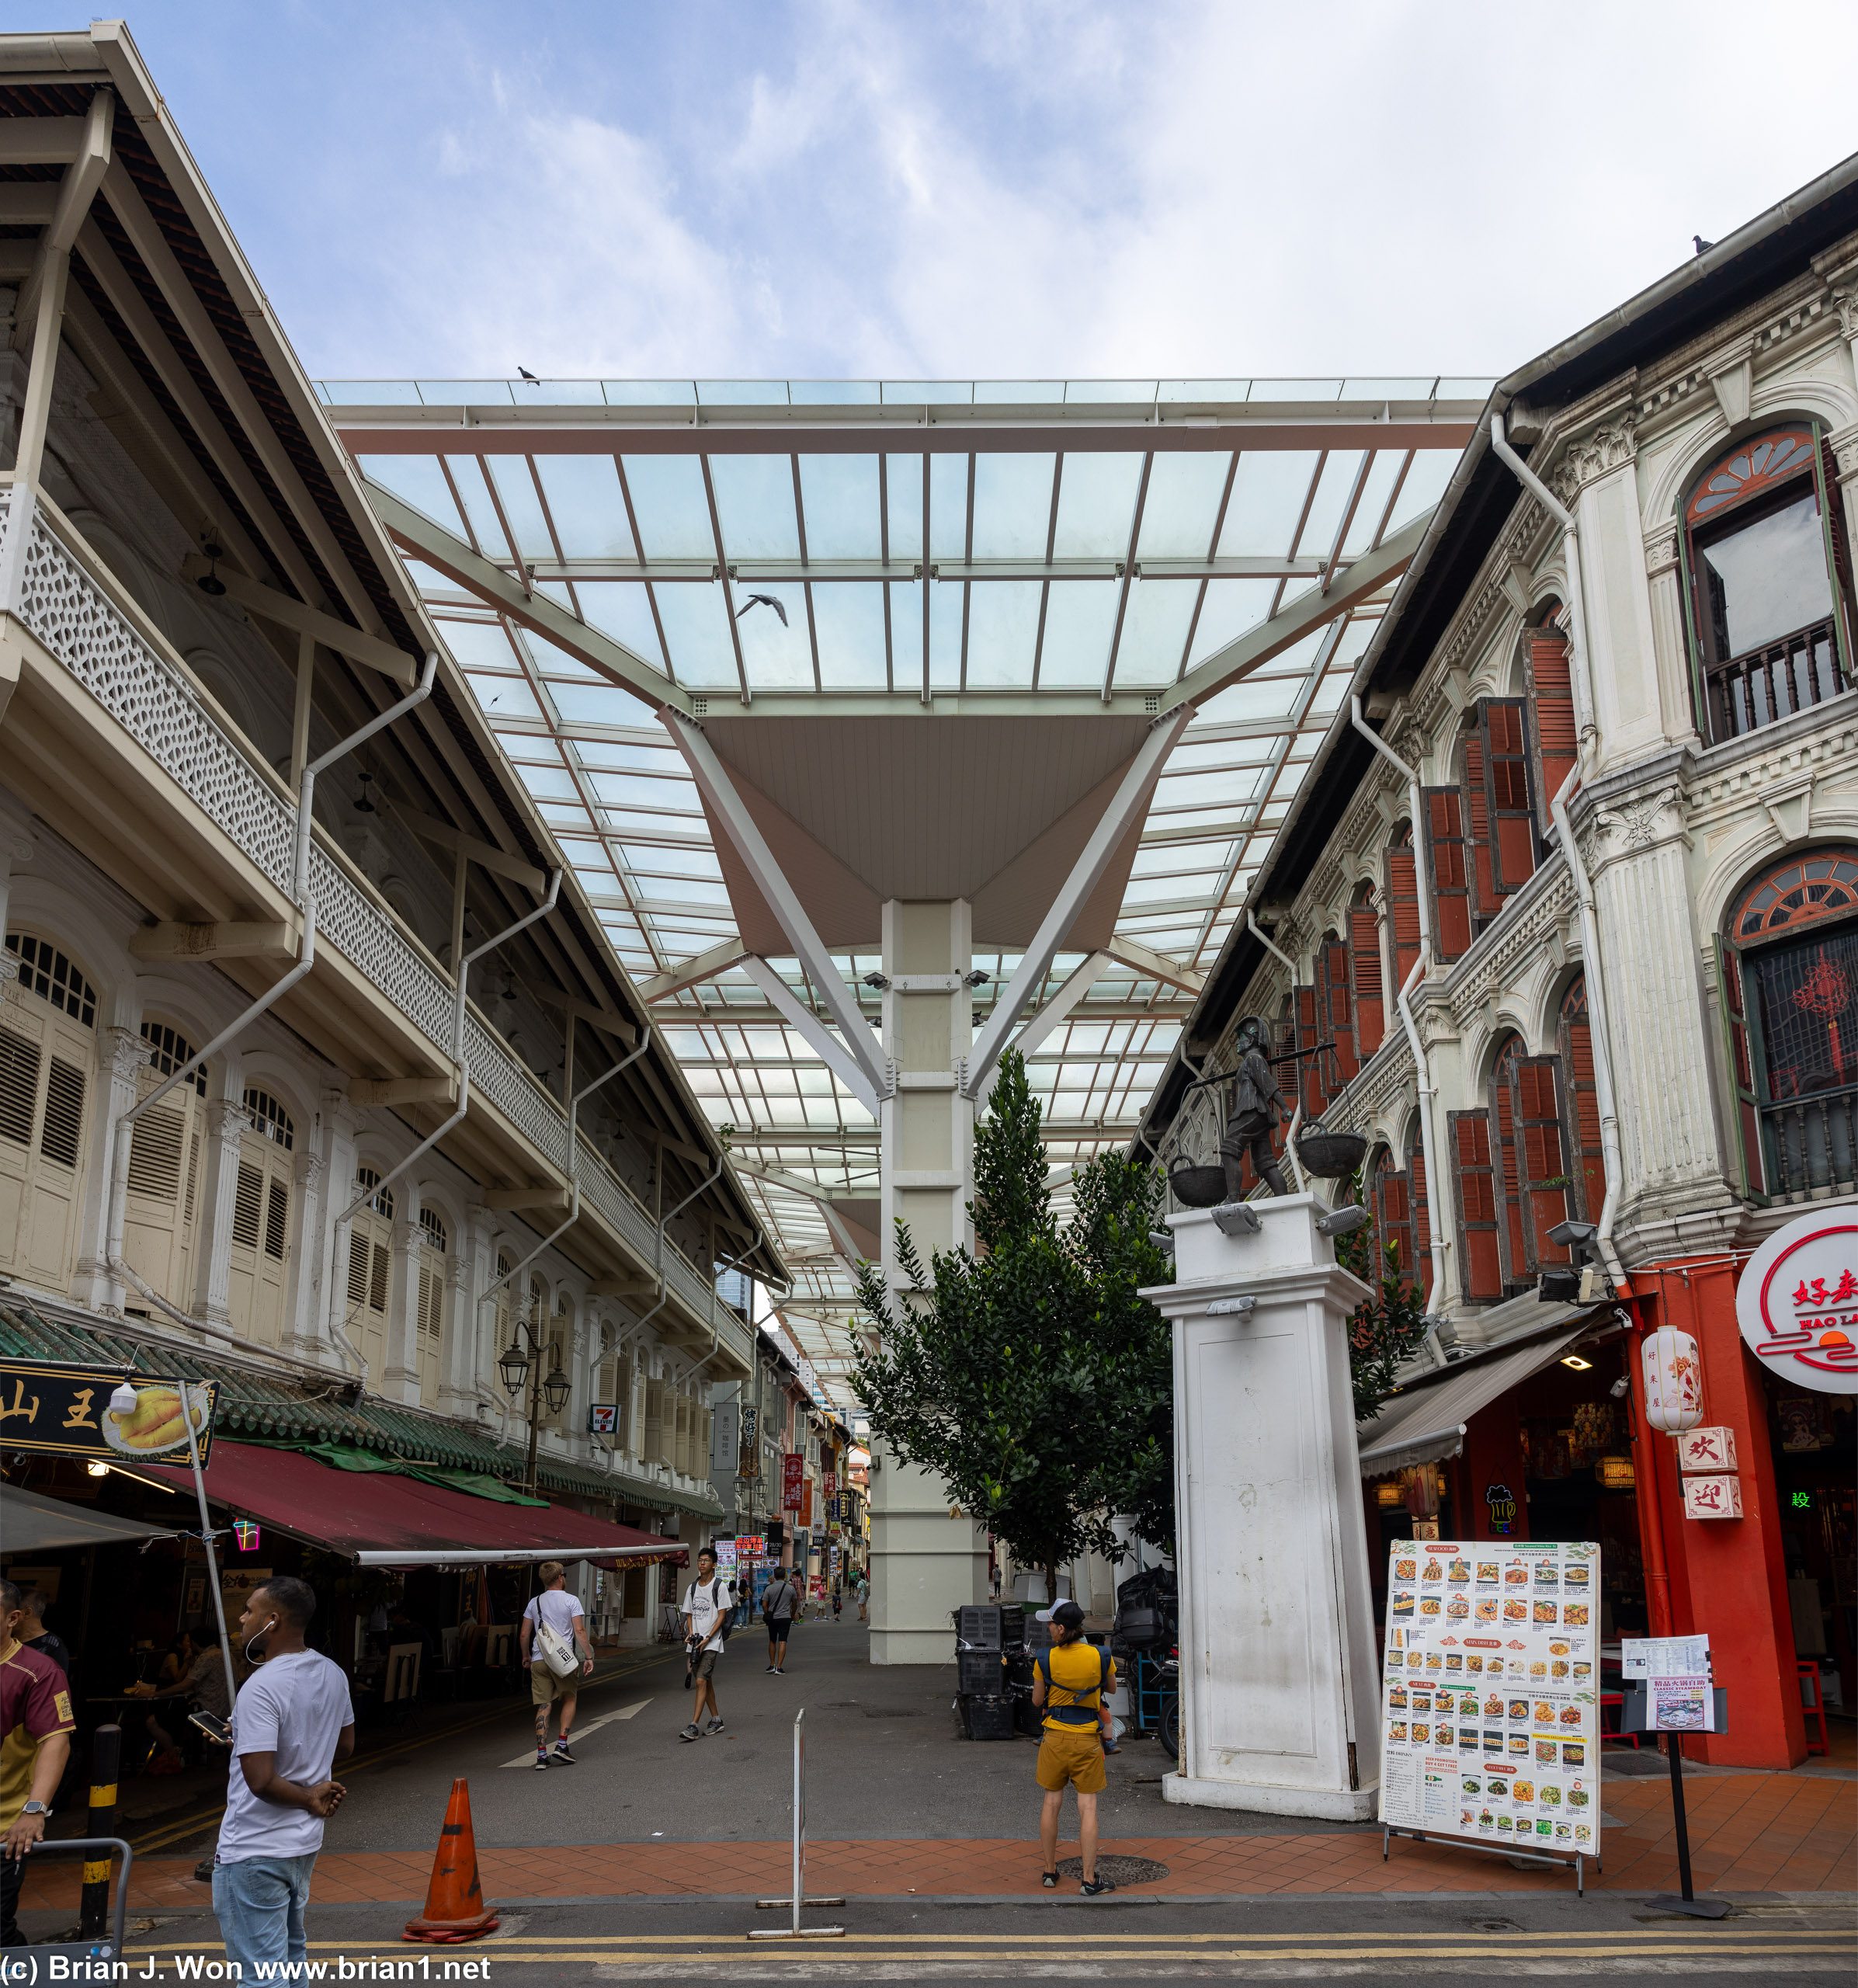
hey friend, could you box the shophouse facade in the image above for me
[1137,162,1858,1770]
[0,26,780,1641]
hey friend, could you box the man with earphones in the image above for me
[210,1576,354,1983]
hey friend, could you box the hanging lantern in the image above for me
[232,1518,260,1552]
[1641,1326,1703,1432]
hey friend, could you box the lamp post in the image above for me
[498,1312,571,1493]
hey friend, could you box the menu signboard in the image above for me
[1378,1539,1601,1865]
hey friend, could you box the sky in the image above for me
[101,0,1858,390]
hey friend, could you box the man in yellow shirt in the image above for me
[1031,1600,1116,1896]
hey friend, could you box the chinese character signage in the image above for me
[1683,1475,1744,1520]
[1674,1426,1737,1473]
[782,1451,804,1510]
[1378,1540,1601,1866]
[0,1360,217,1465]
[1738,1214,1858,1392]
[801,1476,814,1527]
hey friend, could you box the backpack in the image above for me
[1036,1642,1113,1726]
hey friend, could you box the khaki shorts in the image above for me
[1036,1725,1106,1794]
[530,1660,577,1705]
[689,1649,717,1680]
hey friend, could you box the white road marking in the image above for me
[500,1698,652,1766]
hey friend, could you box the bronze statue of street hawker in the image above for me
[1221,1015,1290,1201]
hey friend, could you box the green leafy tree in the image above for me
[1333,1166,1433,1420]
[847,1051,1176,1599]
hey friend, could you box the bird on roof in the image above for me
[736,593,789,626]
[519,367,540,383]
[1693,235,1714,255]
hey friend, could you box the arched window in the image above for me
[1683,426,1854,743]
[1453,1031,1575,1304]
[0,933,96,1291]
[229,1089,295,1347]
[1558,977,1606,1222]
[123,1019,208,1312]
[416,1205,449,1408]
[346,1166,394,1385]
[1719,849,1858,1201]
[1368,1143,1413,1290]
[1384,822,1421,989]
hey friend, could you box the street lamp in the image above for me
[498,1340,531,1393]
[499,1312,568,1493]
[542,1363,570,1416]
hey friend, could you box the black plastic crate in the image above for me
[958,1648,1007,1694]
[1005,1649,1034,1689]
[959,1693,1016,1740]
[1000,1606,1026,1649]
[956,1604,1003,1649]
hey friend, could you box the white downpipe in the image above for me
[1488,414,1627,1291]
[105,655,438,1333]
[1349,697,1450,1333]
[1242,911,1306,1193]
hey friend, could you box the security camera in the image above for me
[1610,1376,1631,1401]
[1547,1219,1603,1265]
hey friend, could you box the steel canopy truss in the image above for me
[334,377,1485,1377]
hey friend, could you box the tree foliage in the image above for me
[847,1051,1176,1594]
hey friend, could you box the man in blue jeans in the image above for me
[212,1576,354,1979]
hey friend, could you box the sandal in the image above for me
[1040,1868,1059,1889]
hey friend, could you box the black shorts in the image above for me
[767,1617,793,1642]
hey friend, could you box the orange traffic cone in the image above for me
[403,1778,500,1944]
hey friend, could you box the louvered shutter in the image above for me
[1485,699,1537,893]
[127,1106,186,1200]
[1349,903,1384,1057]
[1371,1152,1413,1290]
[1714,938,1768,1198]
[1408,1124,1433,1298]
[346,1233,370,1309]
[1463,721,1499,925]
[368,1236,388,1313]
[1558,984,1606,1222]
[1450,1110,1503,1302]
[1527,630,1578,814]
[1490,1059,1529,1290]
[264,1180,290,1260]
[1386,839,1422,988]
[231,1163,264,1249]
[1322,939,1358,1083]
[0,1027,39,1149]
[1512,1055,1571,1274]
[1294,985,1328,1117]
[40,1058,85,1170]
[1425,788,1474,961]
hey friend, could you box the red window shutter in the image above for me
[1463,721,1499,925]
[1489,1061,1529,1288]
[1558,979,1606,1222]
[1407,1127,1433,1298]
[1294,985,1328,1117]
[1527,630,1578,815]
[1349,905,1385,1058]
[1386,842,1422,989]
[1373,1155,1414,1291]
[1512,1055,1571,1272]
[1322,940,1358,1083]
[1485,698,1537,893]
[1425,787,1474,962]
[1450,1110,1503,1302]
[1714,939,1769,1199]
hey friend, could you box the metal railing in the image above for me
[1761,1079,1858,1203]
[1704,615,1845,743]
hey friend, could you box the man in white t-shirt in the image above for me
[678,1547,732,1741]
[521,1562,594,1770]
[211,1577,355,1983]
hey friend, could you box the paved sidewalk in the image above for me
[23,1762,1853,1908]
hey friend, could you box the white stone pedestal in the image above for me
[1143,1195,1381,1821]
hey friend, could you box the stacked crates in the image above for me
[953,1604,1020,1740]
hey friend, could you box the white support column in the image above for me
[281,1145,326,1361]
[870,897,987,1663]
[318,1090,359,1369]
[75,1021,146,1312]
[383,1185,423,1403]
[193,1086,247,1335]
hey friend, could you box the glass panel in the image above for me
[435,617,519,671]
[1249,379,1342,401]
[418,381,514,404]
[531,456,634,558]
[1435,378,1499,401]
[1064,380,1158,403]
[1342,452,1406,556]
[358,457,464,533]
[1296,450,1368,558]
[620,843,725,881]
[1217,451,1321,556]
[618,455,714,560]
[401,558,460,594]
[883,381,974,405]
[519,380,605,405]
[547,680,651,726]
[885,454,926,555]
[1052,453,1143,558]
[652,585,740,686]
[602,381,697,405]
[929,454,970,561]
[482,457,553,559]
[1136,453,1231,558]
[1157,379,1251,402]
[1193,675,1304,722]
[1342,377,1440,402]
[576,582,666,668]
[696,381,788,405]
[970,454,1056,559]
[1113,579,1198,685]
[964,581,1041,686]
[1130,840,1231,874]
[1038,578,1120,685]
[464,674,543,721]
[441,457,507,555]
[798,456,880,559]
[1187,578,1276,664]
[812,582,888,686]
[1697,492,1832,655]
[324,381,422,405]
[974,381,1064,404]
[790,381,881,405]
[710,454,801,561]
[736,581,811,687]
[1387,450,1458,535]
[929,581,963,687]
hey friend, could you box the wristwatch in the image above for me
[21,1801,47,1817]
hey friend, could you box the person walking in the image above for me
[1,1578,75,1951]
[1031,1600,1117,1896]
[520,1562,594,1769]
[856,1572,868,1624]
[831,1583,842,1623]
[210,1577,354,1982]
[678,1548,731,1741]
[760,1566,799,1673]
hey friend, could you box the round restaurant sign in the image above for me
[1736,1211,1858,1394]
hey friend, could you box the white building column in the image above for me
[1148,1195,1380,1821]
[318,1089,360,1374]
[281,1143,325,1361]
[382,1182,423,1403]
[869,897,987,1664]
[193,1083,248,1334]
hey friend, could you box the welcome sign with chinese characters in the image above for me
[1737,1214,1858,1393]
[0,1359,218,1465]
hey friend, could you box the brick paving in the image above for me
[22,1764,1854,1908]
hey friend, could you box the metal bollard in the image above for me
[748,1707,845,1940]
[80,1724,122,1941]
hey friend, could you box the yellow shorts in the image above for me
[1036,1725,1106,1794]
[530,1661,576,1705]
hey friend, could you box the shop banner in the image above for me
[0,1358,217,1466]
[735,1534,766,1558]
[1622,1633,1716,1732]
[801,1476,814,1527]
[1378,1539,1601,1863]
[738,1406,760,1479]
[713,1538,738,1575]
[588,1402,619,1434]
[782,1452,804,1510]
[1736,1210,1858,1392]
[823,1468,836,1498]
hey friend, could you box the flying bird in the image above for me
[518,367,539,383]
[736,593,789,627]
[1693,235,1714,255]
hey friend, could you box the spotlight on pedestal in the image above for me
[1211,1201,1261,1238]
[1547,1218,1601,1260]
[1206,1295,1256,1317]
[1315,1204,1370,1239]
[1148,1230,1176,1256]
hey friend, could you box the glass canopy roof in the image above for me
[332,377,1487,1395]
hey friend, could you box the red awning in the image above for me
[136,1442,689,1569]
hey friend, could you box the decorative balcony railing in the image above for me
[1760,1081,1858,1205]
[0,484,738,1350]
[1703,615,1846,744]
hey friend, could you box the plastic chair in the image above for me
[1599,1691,1638,1748]
[1797,1660,1830,1755]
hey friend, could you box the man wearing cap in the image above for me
[1031,1600,1117,1896]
